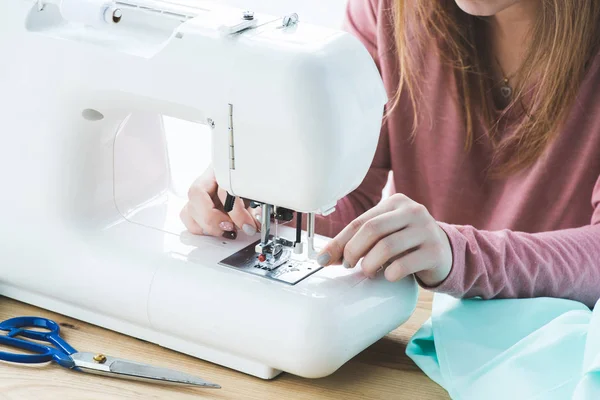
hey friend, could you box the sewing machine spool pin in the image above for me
[281,13,299,28]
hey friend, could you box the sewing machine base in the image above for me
[0,285,283,379]
[0,217,418,380]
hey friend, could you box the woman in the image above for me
[181,0,600,308]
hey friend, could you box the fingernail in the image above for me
[219,221,234,231]
[222,230,237,240]
[343,260,352,269]
[317,253,331,266]
[243,224,257,236]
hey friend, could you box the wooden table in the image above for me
[0,290,448,400]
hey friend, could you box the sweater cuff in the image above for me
[416,222,467,297]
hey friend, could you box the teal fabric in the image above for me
[406,293,600,400]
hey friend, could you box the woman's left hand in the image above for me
[317,194,453,287]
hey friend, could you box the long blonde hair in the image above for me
[392,1,600,174]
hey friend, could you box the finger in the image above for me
[360,227,428,277]
[188,201,237,239]
[343,206,427,268]
[189,184,236,236]
[188,175,225,214]
[180,203,204,235]
[250,206,262,224]
[192,168,223,209]
[383,246,439,282]
[217,187,229,210]
[230,196,259,236]
[317,196,411,266]
[216,188,259,236]
[185,167,237,239]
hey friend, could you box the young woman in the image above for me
[181,0,600,308]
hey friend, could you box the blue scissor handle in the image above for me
[0,317,78,368]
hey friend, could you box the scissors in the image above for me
[0,316,220,389]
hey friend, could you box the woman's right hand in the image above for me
[180,166,261,240]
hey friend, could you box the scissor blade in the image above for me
[110,360,221,388]
[70,352,220,388]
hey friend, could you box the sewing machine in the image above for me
[0,0,418,379]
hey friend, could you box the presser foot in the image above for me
[254,237,294,261]
[219,237,322,285]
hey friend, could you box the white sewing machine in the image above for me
[0,0,418,379]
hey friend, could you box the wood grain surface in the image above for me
[0,290,448,400]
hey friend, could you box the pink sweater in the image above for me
[315,0,600,308]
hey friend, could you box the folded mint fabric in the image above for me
[406,293,600,400]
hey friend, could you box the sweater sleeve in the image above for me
[430,175,600,309]
[315,0,391,238]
